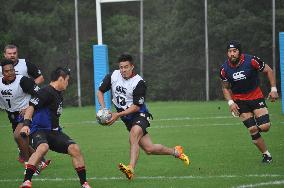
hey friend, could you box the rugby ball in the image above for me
[96,108,112,126]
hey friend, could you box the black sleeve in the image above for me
[20,76,40,96]
[133,80,146,106]
[99,74,111,93]
[29,88,51,109]
[26,61,42,79]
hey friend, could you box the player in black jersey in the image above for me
[2,44,44,85]
[19,67,91,188]
[97,54,190,180]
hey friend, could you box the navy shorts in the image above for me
[121,112,152,136]
[30,130,76,154]
[235,98,267,115]
[6,111,24,132]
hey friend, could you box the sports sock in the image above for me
[24,164,36,181]
[75,166,86,185]
[173,148,179,157]
[263,151,271,157]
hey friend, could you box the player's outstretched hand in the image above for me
[229,103,240,117]
[267,91,279,102]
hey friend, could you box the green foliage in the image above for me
[0,101,283,187]
[0,0,283,104]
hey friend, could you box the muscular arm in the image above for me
[262,64,278,101]
[221,80,240,116]
[20,105,35,136]
[97,90,106,108]
[221,81,233,101]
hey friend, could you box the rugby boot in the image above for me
[262,154,272,163]
[118,163,134,180]
[19,180,32,188]
[174,145,190,166]
[81,181,92,188]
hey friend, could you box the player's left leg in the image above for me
[254,107,272,163]
[67,144,92,188]
[14,123,30,162]
[139,134,190,165]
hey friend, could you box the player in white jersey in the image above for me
[97,54,190,180]
[2,44,45,163]
[0,59,50,174]
[2,44,44,85]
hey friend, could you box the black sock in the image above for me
[75,166,86,185]
[24,164,36,182]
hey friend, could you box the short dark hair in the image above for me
[117,54,133,64]
[1,59,14,67]
[50,67,71,81]
[4,44,18,53]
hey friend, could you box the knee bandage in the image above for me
[251,132,261,143]
[243,117,256,128]
[256,114,270,126]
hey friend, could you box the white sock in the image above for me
[263,150,271,157]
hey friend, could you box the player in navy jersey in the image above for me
[97,54,190,180]
[2,44,44,85]
[19,67,91,188]
[219,40,278,163]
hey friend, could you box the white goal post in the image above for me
[96,0,142,45]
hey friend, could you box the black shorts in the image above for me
[30,130,76,154]
[235,98,267,115]
[122,112,152,136]
[6,111,23,132]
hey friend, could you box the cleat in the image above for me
[174,146,190,166]
[262,154,272,163]
[34,159,51,176]
[19,180,32,188]
[81,181,92,188]
[118,163,134,180]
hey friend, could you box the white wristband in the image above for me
[271,87,277,92]
[228,100,234,106]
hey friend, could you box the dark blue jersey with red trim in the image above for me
[220,54,265,95]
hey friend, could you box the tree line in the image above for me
[0,0,283,105]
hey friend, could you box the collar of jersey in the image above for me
[228,54,245,68]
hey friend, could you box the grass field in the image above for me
[0,101,283,188]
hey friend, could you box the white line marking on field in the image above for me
[1,174,284,183]
[233,180,284,188]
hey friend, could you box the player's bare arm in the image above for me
[34,75,44,85]
[107,104,140,125]
[20,105,35,136]
[97,90,106,108]
[262,64,279,102]
[221,80,240,116]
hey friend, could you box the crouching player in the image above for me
[20,67,91,188]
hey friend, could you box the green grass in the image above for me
[0,101,284,188]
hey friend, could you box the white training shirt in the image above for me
[0,75,31,112]
[0,59,29,77]
[111,70,144,110]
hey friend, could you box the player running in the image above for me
[97,54,190,180]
